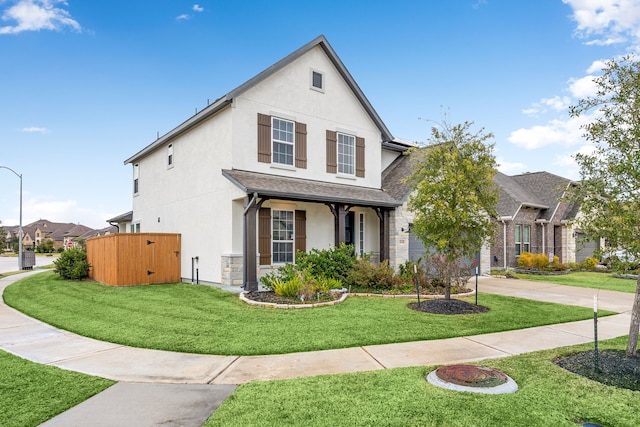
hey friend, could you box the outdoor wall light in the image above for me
[401,224,413,233]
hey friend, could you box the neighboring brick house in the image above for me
[491,171,594,269]
[3,219,102,251]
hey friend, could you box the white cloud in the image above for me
[472,0,487,10]
[21,126,49,134]
[0,0,81,35]
[568,75,599,98]
[552,145,597,180]
[563,0,640,45]
[508,114,591,150]
[523,96,572,117]
[176,14,190,21]
[3,194,115,229]
[192,4,204,12]
[586,59,607,73]
[496,158,526,174]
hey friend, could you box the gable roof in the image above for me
[510,172,573,221]
[125,35,393,165]
[494,171,577,221]
[223,169,401,208]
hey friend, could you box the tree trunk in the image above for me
[626,276,640,356]
[445,275,451,300]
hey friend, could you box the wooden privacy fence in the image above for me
[87,233,181,286]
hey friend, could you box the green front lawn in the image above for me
[512,271,638,293]
[4,272,612,356]
[0,350,114,427]
[208,337,638,427]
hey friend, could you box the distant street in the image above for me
[0,255,58,274]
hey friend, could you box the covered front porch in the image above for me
[222,169,401,291]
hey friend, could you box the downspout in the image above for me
[535,219,548,255]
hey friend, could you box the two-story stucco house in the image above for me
[123,35,424,290]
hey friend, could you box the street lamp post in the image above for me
[0,166,23,271]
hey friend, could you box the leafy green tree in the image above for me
[406,120,498,299]
[0,226,5,254]
[568,55,640,356]
[9,235,18,253]
[37,238,55,253]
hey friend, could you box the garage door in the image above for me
[575,232,599,263]
[409,231,478,266]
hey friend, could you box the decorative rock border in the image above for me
[240,289,475,309]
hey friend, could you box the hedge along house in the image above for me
[123,35,417,291]
[491,171,595,269]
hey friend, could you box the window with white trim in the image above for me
[337,133,355,175]
[272,117,294,166]
[272,210,294,263]
[167,144,173,167]
[130,223,140,233]
[133,164,139,194]
[515,225,530,256]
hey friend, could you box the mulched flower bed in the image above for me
[555,350,640,391]
[408,298,489,314]
[244,291,339,305]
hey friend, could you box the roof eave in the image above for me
[124,97,232,165]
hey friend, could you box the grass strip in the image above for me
[0,350,114,427]
[4,272,613,356]
[207,337,638,427]
[512,271,637,293]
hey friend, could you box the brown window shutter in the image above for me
[257,113,271,163]
[326,130,337,173]
[295,210,306,260]
[259,207,271,265]
[356,137,365,178]
[295,122,307,169]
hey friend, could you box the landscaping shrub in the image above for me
[295,243,355,281]
[345,259,406,292]
[583,257,598,270]
[517,252,535,268]
[53,248,90,280]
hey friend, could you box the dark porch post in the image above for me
[243,194,259,292]
[376,208,390,262]
[327,203,349,246]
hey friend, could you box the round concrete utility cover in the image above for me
[426,364,518,394]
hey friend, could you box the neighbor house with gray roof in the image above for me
[491,171,594,269]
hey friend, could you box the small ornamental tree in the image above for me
[567,55,640,356]
[406,120,498,299]
[0,226,5,254]
[53,248,90,280]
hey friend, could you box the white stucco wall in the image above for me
[230,45,383,188]
[129,44,389,285]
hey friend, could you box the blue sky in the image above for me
[0,0,638,229]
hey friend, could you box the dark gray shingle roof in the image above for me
[223,169,401,208]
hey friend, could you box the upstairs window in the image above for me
[167,144,173,167]
[272,117,294,166]
[337,133,355,175]
[133,164,139,194]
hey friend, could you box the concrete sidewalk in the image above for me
[0,271,634,426]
